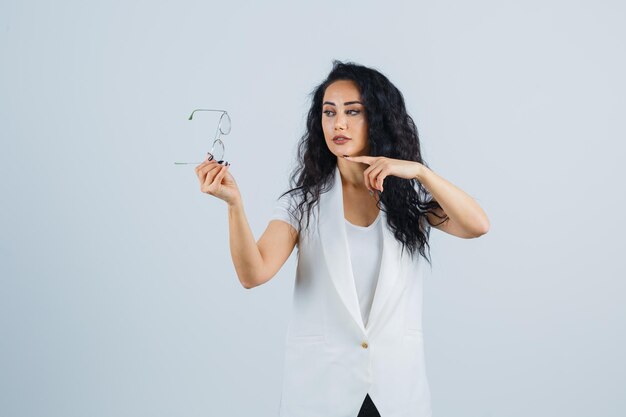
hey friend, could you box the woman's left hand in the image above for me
[343,155,424,193]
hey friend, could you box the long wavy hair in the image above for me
[278,60,448,266]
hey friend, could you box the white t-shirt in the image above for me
[270,191,383,327]
[270,192,302,233]
[344,212,383,327]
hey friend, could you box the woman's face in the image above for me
[321,79,369,158]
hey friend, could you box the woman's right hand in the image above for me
[195,158,241,206]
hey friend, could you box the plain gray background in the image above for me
[2,0,625,416]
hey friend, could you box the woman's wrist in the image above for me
[415,163,430,182]
[227,197,243,210]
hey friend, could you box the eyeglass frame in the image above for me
[174,109,231,165]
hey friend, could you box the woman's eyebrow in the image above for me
[323,100,363,106]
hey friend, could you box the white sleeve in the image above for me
[270,192,300,232]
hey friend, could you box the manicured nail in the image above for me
[217,160,224,164]
[206,154,214,161]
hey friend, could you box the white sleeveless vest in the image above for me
[278,165,432,417]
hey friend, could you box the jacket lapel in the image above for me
[319,165,403,335]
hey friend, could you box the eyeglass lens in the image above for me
[219,113,231,135]
[209,140,225,161]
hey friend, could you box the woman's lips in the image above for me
[333,137,351,144]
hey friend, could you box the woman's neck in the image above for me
[337,158,367,188]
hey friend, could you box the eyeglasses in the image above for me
[174,109,231,165]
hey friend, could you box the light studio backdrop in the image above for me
[1,0,624,416]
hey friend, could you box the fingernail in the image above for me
[217,160,224,164]
[207,154,214,161]
[226,162,230,166]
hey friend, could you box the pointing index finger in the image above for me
[343,155,373,165]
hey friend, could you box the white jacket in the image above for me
[278,165,432,417]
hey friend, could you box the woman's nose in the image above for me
[334,113,347,130]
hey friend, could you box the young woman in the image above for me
[194,61,490,417]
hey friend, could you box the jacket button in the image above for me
[361,341,368,349]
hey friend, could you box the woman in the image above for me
[194,61,490,417]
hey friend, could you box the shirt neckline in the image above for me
[344,210,382,230]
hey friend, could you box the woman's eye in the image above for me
[323,109,360,116]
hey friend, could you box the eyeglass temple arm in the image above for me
[187,109,228,120]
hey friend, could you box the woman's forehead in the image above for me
[323,80,362,103]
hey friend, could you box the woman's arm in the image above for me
[227,199,298,289]
[341,154,489,239]
[416,165,490,239]
[227,200,265,288]
[194,159,297,288]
